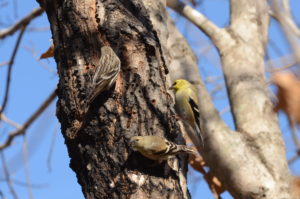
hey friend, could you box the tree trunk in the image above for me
[40,0,190,198]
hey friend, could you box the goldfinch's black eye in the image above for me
[172,82,176,86]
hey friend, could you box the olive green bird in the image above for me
[171,79,204,148]
[130,136,195,161]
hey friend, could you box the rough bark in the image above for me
[40,0,190,198]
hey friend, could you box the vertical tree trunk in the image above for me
[41,0,190,198]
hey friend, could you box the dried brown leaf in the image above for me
[204,171,225,199]
[40,43,54,59]
[291,176,300,198]
[188,154,224,199]
[272,72,300,124]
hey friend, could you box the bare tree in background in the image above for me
[1,0,300,198]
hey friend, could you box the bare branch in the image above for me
[271,0,300,63]
[0,179,48,189]
[13,0,18,19]
[266,54,297,73]
[268,62,297,73]
[0,61,9,67]
[0,7,44,39]
[0,113,21,129]
[166,0,231,47]
[288,149,300,165]
[289,122,300,152]
[0,25,26,118]
[22,136,33,199]
[0,152,19,199]
[0,90,56,150]
[271,0,300,37]
[47,126,59,172]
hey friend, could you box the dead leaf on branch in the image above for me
[188,152,225,199]
[40,43,54,59]
[291,176,300,198]
[272,72,300,125]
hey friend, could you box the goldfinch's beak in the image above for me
[129,137,139,148]
[169,85,175,90]
[169,82,176,90]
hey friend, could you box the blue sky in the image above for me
[0,0,299,199]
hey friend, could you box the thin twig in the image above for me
[0,90,56,150]
[0,61,9,67]
[13,0,18,19]
[220,106,230,116]
[267,62,297,73]
[22,136,34,199]
[0,152,19,199]
[0,179,48,189]
[0,113,21,129]
[23,45,56,74]
[47,125,59,172]
[0,7,44,39]
[271,0,300,63]
[288,150,300,165]
[291,124,300,149]
[0,25,26,118]
[27,26,50,32]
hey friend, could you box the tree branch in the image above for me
[271,0,300,64]
[265,54,297,73]
[0,113,21,129]
[0,25,26,118]
[0,152,19,199]
[166,0,231,47]
[0,90,56,150]
[0,7,44,39]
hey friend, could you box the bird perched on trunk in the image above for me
[170,79,204,148]
[88,46,121,103]
[68,46,120,139]
[130,136,196,161]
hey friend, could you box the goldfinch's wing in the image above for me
[188,97,200,128]
[152,140,175,155]
[188,96,204,146]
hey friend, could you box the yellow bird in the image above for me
[171,79,204,148]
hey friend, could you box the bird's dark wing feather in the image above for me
[188,97,200,129]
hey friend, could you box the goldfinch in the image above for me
[171,79,204,148]
[130,136,195,161]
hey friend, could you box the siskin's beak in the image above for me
[129,137,138,147]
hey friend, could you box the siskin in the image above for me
[88,46,121,103]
